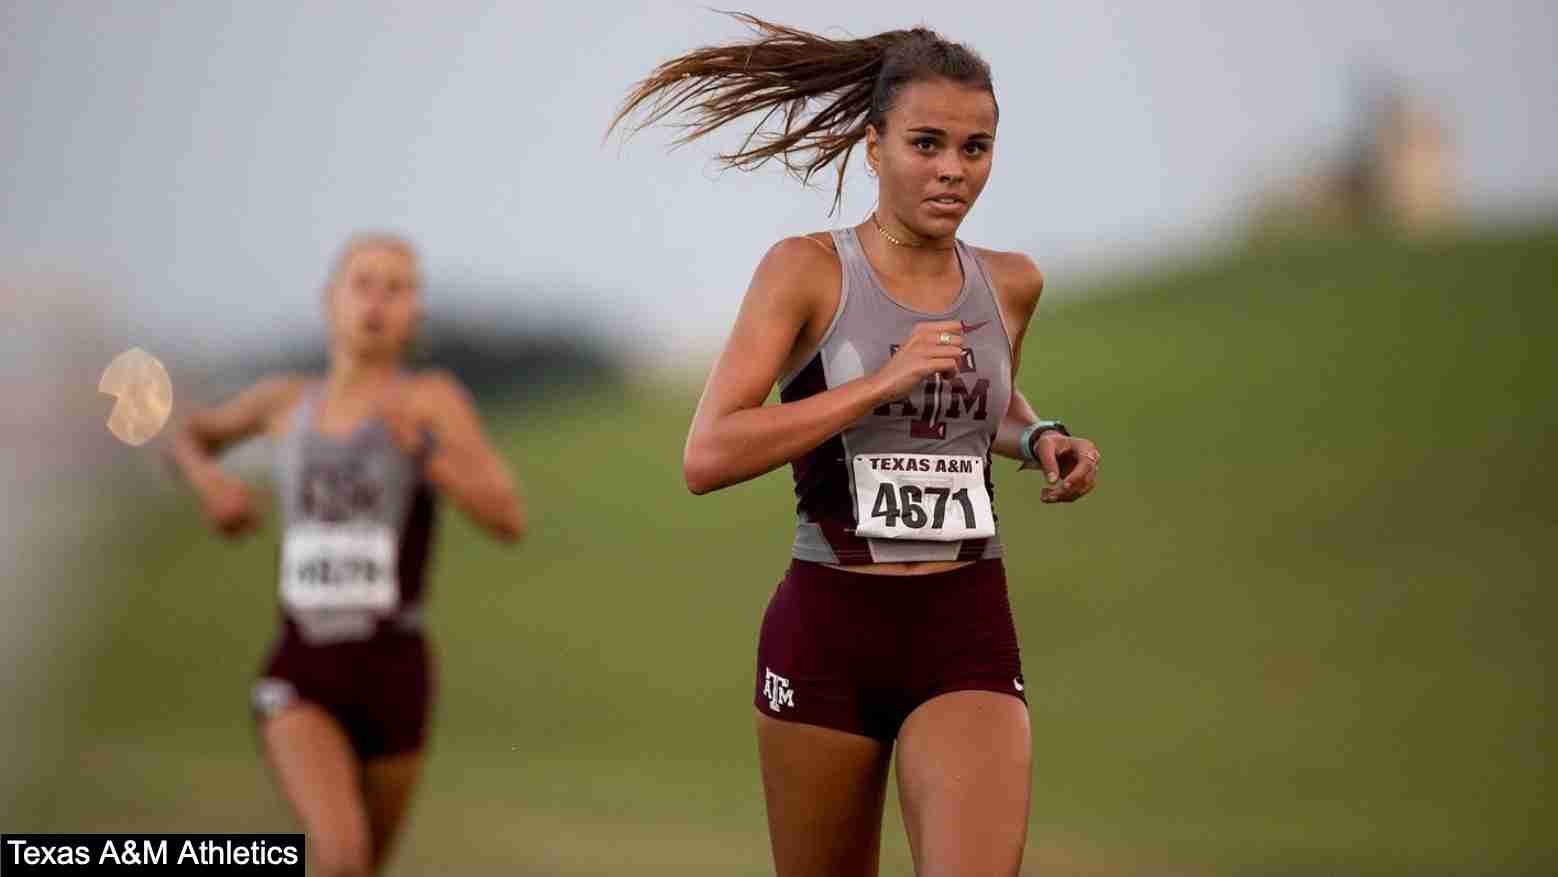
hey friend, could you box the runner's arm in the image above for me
[684,237,964,494]
[417,372,526,542]
[985,251,1101,501]
[166,376,303,493]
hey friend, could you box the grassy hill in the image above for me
[12,226,1556,874]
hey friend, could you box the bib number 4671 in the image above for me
[870,483,977,530]
[851,453,995,542]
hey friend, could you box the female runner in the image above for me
[167,234,525,877]
[612,16,1101,876]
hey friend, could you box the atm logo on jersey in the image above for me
[301,459,383,521]
[874,345,989,439]
[763,668,794,712]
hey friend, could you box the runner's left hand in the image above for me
[1034,432,1100,503]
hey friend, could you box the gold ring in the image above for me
[938,331,954,345]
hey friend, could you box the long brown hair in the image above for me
[607,12,996,212]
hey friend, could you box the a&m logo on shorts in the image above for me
[763,668,794,712]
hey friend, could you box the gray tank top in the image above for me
[274,383,437,645]
[778,227,1013,564]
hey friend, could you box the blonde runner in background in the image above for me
[166,234,525,876]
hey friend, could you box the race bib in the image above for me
[852,453,996,541]
[280,523,399,612]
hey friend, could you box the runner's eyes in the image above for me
[910,139,988,156]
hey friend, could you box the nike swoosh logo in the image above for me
[961,319,992,334]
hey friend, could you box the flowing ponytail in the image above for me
[607,12,996,212]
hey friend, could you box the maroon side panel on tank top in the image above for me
[780,354,854,526]
[397,482,437,607]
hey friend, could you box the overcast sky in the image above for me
[3,1,1554,366]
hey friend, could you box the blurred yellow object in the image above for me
[98,347,173,446]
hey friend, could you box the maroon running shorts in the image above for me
[251,631,433,760]
[755,558,1025,741]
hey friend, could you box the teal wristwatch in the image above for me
[1019,419,1069,466]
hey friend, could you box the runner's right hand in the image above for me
[200,471,259,538]
[870,320,965,401]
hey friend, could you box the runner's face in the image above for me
[327,245,420,359]
[867,78,997,241]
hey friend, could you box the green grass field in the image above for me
[11,226,1557,874]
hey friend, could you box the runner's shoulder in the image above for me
[969,246,1043,308]
[402,368,476,416]
[250,373,310,412]
[757,233,843,314]
[242,374,310,434]
[767,232,840,270]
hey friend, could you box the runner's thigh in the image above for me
[261,703,372,877]
[894,690,1031,877]
[757,710,894,877]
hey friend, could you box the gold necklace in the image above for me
[871,211,954,250]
